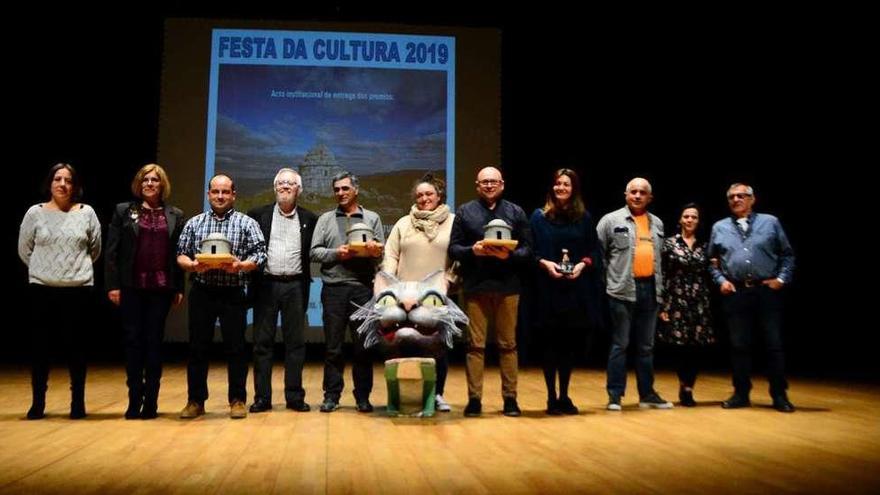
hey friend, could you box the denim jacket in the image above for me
[596,206,664,303]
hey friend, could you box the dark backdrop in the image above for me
[6,6,870,380]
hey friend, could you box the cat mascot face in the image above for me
[352,270,467,356]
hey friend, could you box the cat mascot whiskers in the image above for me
[352,270,467,356]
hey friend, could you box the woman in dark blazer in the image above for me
[105,164,184,419]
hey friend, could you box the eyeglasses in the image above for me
[333,186,352,192]
[142,177,161,184]
[727,193,753,200]
[477,179,503,186]
[276,179,300,188]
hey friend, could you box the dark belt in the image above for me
[264,273,303,282]
[733,279,759,289]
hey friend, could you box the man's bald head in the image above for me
[624,177,653,215]
[475,166,505,206]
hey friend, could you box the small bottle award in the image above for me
[559,248,574,275]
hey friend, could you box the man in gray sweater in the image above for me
[310,171,384,413]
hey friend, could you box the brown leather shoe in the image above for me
[180,401,205,419]
[230,400,247,419]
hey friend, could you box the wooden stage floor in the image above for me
[1,363,878,494]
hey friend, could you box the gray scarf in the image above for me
[409,204,450,241]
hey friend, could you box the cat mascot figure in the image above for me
[352,270,467,416]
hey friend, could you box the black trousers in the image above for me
[722,286,788,397]
[28,284,90,401]
[251,278,306,403]
[321,282,373,402]
[186,283,248,403]
[120,288,174,408]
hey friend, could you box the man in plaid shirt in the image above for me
[176,173,266,419]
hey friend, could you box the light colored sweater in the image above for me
[18,203,102,286]
[384,213,454,281]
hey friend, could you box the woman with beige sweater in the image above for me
[18,163,102,420]
[383,173,456,411]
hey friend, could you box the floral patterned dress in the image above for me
[657,234,715,346]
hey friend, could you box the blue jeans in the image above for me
[606,278,658,399]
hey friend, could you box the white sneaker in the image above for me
[435,394,451,412]
[607,395,622,411]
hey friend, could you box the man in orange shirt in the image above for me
[596,178,672,411]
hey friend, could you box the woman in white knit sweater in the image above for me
[18,163,101,419]
[383,173,456,411]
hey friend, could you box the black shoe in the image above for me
[546,398,563,415]
[249,399,272,413]
[27,403,45,420]
[772,395,795,413]
[356,400,374,413]
[502,398,521,417]
[639,392,674,409]
[140,407,159,420]
[141,399,158,419]
[557,397,579,415]
[70,402,86,420]
[463,398,482,417]
[721,394,751,409]
[607,395,622,411]
[679,388,697,407]
[125,399,142,420]
[319,398,339,413]
[286,400,311,412]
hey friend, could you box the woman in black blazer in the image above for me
[105,164,184,419]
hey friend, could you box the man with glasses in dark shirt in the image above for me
[449,166,533,417]
[708,183,796,412]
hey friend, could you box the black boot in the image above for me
[70,401,86,419]
[556,396,580,415]
[125,396,143,420]
[70,384,86,419]
[29,366,49,420]
[140,396,158,420]
[27,391,46,420]
[679,387,697,407]
[141,377,160,419]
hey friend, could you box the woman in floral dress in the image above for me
[658,203,715,406]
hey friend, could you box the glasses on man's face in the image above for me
[333,186,352,192]
[477,179,502,187]
[727,193,752,200]
[276,179,299,188]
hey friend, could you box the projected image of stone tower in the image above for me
[300,144,343,197]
